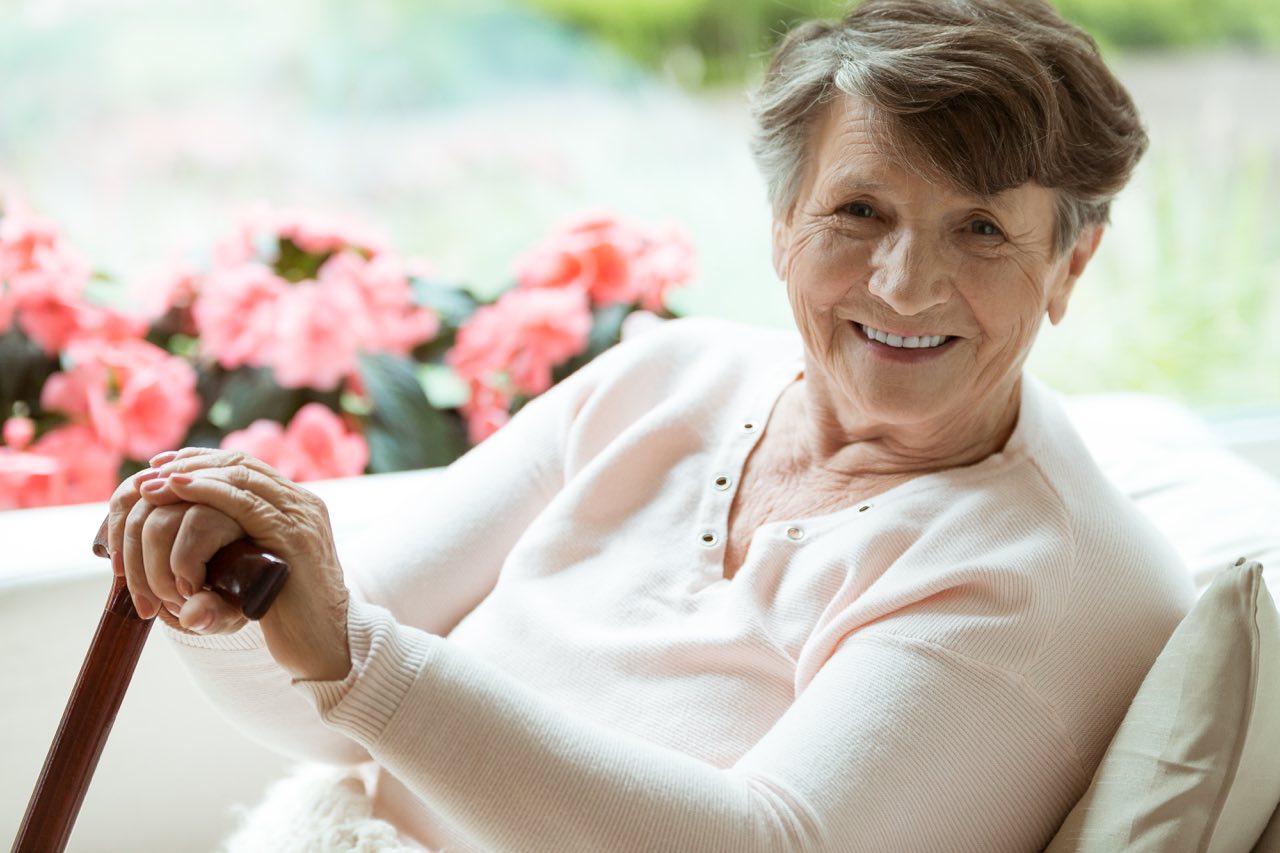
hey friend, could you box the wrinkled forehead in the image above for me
[804,94,1055,222]
[806,96,966,198]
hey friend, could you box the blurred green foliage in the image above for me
[518,0,1280,85]
[517,0,847,84]
[1056,0,1280,50]
[1029,144,1280,408]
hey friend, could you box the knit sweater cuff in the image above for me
[293,597,431,745]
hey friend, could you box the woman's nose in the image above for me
[867,233,951,315]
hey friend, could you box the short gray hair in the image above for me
[749,0,1149,253]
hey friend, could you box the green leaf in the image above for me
[358,352,468,472]
[275,237,332,284]
[418,362,470,409]
[551,301,631,385]
[410,277,480,326]
[215,366,334,431]
[409,278,482,363]
[0,330,61,422]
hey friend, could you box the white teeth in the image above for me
[860,324,949,349]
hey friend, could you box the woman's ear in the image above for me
[1047,224,1104,326]
[771,220,790,282]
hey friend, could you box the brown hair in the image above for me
[749,0,1148,252]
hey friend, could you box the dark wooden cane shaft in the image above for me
[11,576,152,853]
[11,522,288,853]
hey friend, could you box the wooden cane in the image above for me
[10,519,289,853]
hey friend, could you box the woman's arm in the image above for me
[122,342,623,764]
[301,599,1085,853]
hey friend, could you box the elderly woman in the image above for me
[110,0,1193,850]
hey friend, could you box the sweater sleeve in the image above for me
[295,598,1089,853]
[160,337,630,763]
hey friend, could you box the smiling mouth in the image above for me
[858,324,953,349]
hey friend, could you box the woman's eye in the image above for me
[842,202,875,218]
[969,219,1003,237]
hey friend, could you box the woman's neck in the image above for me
[775,370,1022,483]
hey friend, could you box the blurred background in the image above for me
[2,0,1278,416]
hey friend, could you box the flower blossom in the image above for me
[0,201,105,353]
[449,285,592,398]
[212,205,390,266]
[317,250,439,357]
[272,281,365,391]
[448,285,592,443]
[3,416,35,451]
[0,425,121,509]
[192,211,437,391]
[41,337,200,460]
[459,381,513,445]
[515,214,695,311]
[192,263,288,370]
[221,403,368,481]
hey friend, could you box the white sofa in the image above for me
[1,395,1277,852]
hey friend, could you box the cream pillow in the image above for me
[1256,802,1280,853]
[1048,559,1280,852]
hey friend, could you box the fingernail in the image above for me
[140,478,166,492]
[132,594,155,619]
[111,551,124,577]
[150,451,178,466]
[191,612,213,633]
[165,602,182,617]
[176,577,194,599]
[134,469,161,484]
[169,474,193,486]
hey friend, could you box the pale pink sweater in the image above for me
[169,317,1194,852]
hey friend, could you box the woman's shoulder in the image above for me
[586,315,799,396]
[1015,378,1193,591]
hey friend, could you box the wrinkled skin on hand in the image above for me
[106,447,351,682]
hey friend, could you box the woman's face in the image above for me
[774,95,1101,431]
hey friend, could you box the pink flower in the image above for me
[448,285,592,397]
[459,380,512,444]
[42,338,200,460]
[317,250,439,355]
[135,262,201,322]
[0,205,60,280]
[0,205,91,308]
[273,208,389,256]
[221,403,368,481]
[0,425,121,510]
[14,291,83,353]
[516,215,640,306]
[0,448,61,510]
[633,224,696,312]
[516,214,696,311]
[210,205,390,268]
[193,263,287,370]
[271,281,363,390]
[3,417,35,451]
[17,298,148,354]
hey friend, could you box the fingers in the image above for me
[111,445,276,626]
[158,592,247,636]
[140,466,302,544]
[107,467,165,577]
[140,503,188,605]
[171,504,244,594]
[177,590,247,635]
[122,495,161,618]
[151,447,283,482]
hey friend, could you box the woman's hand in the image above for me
[106,447,352,682]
